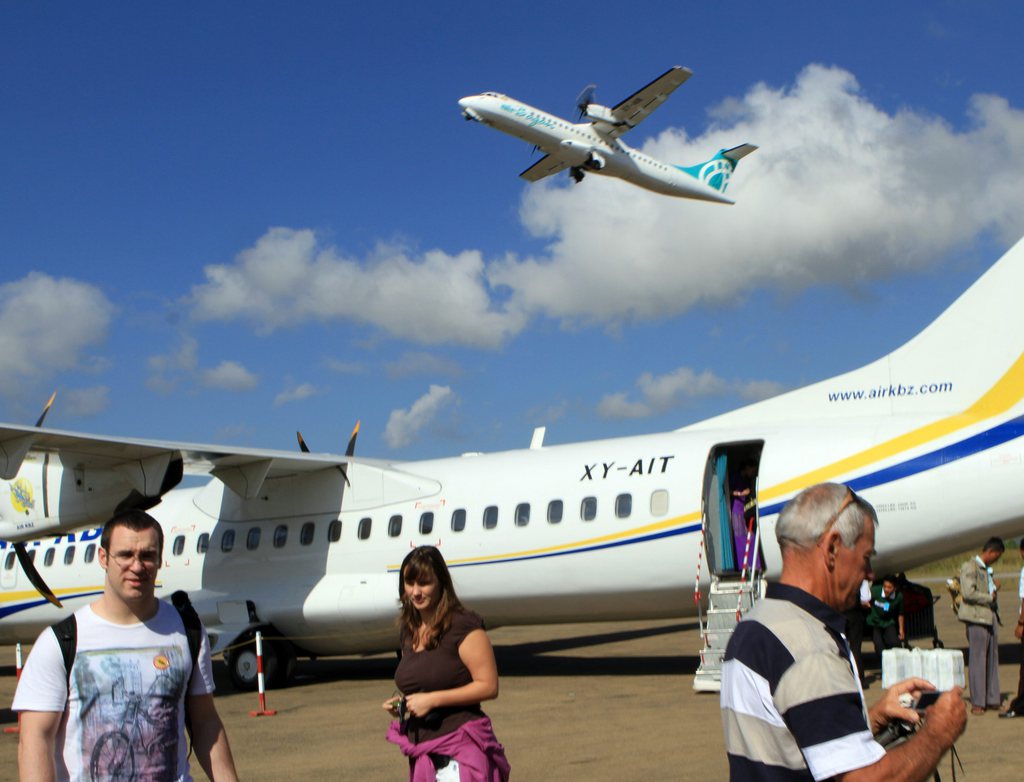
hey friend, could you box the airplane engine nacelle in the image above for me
[558,139,597,166]
[0,453,182,543]
[585,152,606,171]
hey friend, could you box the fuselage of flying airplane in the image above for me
[458,66,756,202]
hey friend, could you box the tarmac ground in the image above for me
[1,578,1022,780]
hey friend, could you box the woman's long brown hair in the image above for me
[398,546,464,650]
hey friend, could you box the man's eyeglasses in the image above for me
[111,551,160,568]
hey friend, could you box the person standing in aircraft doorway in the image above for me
[383,545,510,781]
[731,459,760,571]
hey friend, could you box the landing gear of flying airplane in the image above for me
[570,166,585,184]
[226,627,297,691]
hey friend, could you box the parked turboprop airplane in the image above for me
[458,65,757,203]
[2,238,1024,690]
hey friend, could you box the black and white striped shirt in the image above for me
[720,582,884,780]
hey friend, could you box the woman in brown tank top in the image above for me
[383,545,510,780]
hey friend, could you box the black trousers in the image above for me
[871,623,900,657]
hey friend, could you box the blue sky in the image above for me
[2,1,1023,460]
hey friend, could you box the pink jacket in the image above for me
[386,716,511,782]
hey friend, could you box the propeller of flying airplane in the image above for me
[575,83,597,119]
[295,421,360,487]
[11,391,63,608]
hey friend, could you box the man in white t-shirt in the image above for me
[13,510,239,782]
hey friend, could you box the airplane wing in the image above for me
[519,154,571,182]
[0,422,408,541]
[603,65,693,140]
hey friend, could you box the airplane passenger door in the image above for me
[701,441,763,576]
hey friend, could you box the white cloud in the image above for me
[598,366,785,419]
[190,229,527,348]
[200,360,259,391]
[274,382,319,406]
[0,273,113,397]
[490,64,1024,326]
[384,385,456,448]
[147,335,199,393]
[324,358,366,375]
[62,386,110,417]
[185,66,1024,344]
[385,351,463,379]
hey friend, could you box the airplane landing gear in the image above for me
[226,628,296,690]
[570,166,585,184]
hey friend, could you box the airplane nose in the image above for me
[459,97,485,123]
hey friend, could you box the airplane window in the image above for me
[515,503,530,527]
[357,518,371,540]
[300,522,315,545]
[173,535,185,556]
[547,500,563,524]
[388,515,403,537]
[221,530,235,553]
[64,546,76,565]
[483,506,498,530]
[451,509,466,532]
[419,512,434,535]
[273,525,288,549]
[27,549,36,563]
[329,520,343,542]
[84,544,96,563]
[246,528,261,551]
[44,549,55,567]
[197,533,209,554]
[650,490,669,517]
[3,551,14,571]
[615,494,632,519]
[581,497,597,521]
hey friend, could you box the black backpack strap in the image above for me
[170,590,202,679]
[51,613,78,690]
[170,590,203,751]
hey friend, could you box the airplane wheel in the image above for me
[265,639,296,688]
[227,631,278,691]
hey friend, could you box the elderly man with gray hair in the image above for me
[720,483,966,781]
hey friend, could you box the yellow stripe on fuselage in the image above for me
[399,351,1024,570]
[0,584,105,605]
[760,350,1024,502]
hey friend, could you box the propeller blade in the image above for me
[294,425,356,487]
[575,83,597,119]
[35,390,57,427]
[9,391,65,607]
[345,421,360,457]
[336,420,360,488]
[14,543,62,608]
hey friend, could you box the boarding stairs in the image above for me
[693,573,763,691]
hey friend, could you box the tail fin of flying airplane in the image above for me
[686,235,1024,429]
[676,143,758,195]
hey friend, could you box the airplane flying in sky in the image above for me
[458,65,757,203]
[2,237,1024,690]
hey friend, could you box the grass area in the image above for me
[906,539,1022,580]
[907,552,974,580]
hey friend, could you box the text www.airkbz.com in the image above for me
[827,381,953,403]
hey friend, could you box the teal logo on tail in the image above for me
[677,143,757,193]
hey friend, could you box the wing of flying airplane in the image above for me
[519,153,571,182]
[599,65,693,139]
